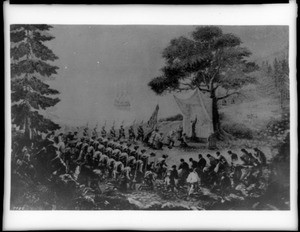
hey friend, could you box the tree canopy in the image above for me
[148,26,258,135]
[149,26,258,98]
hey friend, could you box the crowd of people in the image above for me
[12,124,269,201]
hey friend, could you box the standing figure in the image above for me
[101,126,107,138]
[153,132,164,150]
[177,125,183,139]
[253,148,267,166]
[178,158,189,186]
[136,124,144,141]
[110,125,116,139]
[179,133,188,148]
[148,128,157,147]
[128,125,136,141]
[92,127,98,139]
[169,165,179,191]
[167,130,176,149]
[118,125,125,140]
[83,127,89,137]
[190,117,198,142]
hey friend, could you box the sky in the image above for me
[44,25,288,128]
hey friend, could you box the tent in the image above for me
[174,89,213,139]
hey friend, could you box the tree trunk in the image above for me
[211,91,221,133]
[210,89,234,141]
[24,116,32,145]
[24,117,30,139]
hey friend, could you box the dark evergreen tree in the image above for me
[11,24,60,141]
[278,57,290,111]
[273,58,280,87]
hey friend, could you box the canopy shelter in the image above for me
[174,89,213,139]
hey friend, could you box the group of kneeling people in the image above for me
[14,130,268,199]
[163,148,267,196]
[52,131,268,197]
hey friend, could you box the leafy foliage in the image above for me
[259,56,289,111]
[256,113,289,143]
[148,26,258,134]
[11,24,61,138]
[149,26,257,97]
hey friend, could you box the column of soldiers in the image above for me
[14,121,269,199]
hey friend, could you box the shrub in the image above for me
[159,114,183,122]
[222,123,254,139]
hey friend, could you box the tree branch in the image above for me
[213,84,220,91]
[197,86,210,93]
[181,82,194,88]
[217,91,240,101]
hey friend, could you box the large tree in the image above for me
[148,26,258,139]
[11,24,60,141]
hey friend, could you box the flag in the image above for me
[147,104,159,129]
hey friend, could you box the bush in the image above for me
[222,123,254,139]
[257,113,290,142]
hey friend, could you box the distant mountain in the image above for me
[251,44,288,65]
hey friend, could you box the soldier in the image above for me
[110,125,116,138]
[73,131,79,141]
[189,158,198,171]
[178,158,189,186]
[177,125,183,138]
[167,130,176,149]
[198,154,207,170]
[136,124,144,141]
[101,126,107,138]
[45,131,55,141]
[148,129,157,148]
[240,149,252,165]
[140,152,149,172]
[169,165,179,191]
[128,125,136,141]
[179,133,188,148]
[154,132,164,150]
[228,150,238,163]
[197,154,207,181]
[83,127,89,137]
[92,126,98,139]
[144,169,156,190]
[118,125,125,140]
[253,147,267,166]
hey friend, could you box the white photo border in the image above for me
[3,1,298,230]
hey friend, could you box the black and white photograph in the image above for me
[3,3,297,231]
